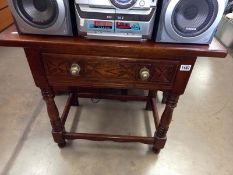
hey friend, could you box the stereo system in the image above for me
[7,0,228,44]
[75,0,157,41]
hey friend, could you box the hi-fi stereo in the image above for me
[154,0,228,44]
[7,0,228,44]
[75,0,157,41]
[7,0,75,36]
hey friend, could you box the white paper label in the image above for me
[180,65,192,71]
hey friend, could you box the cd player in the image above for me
[75,0,158,41]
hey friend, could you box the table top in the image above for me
[0,25,227,58]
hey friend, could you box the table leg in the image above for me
[162,91,169,104]
[153,93,179,153]
[42,88,66,148]
[146,90,156,111]
[71,92,79,106]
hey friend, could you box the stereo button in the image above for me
[139,0,145,7]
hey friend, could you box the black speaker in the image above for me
[154,0,228,44]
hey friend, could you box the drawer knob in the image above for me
[70,63,81,76]
[140,67,150,81]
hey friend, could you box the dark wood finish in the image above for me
[41,88,66,147]
[146,90,156,110]
[55,92,157,144]
[78,92,148,101]
[42,53,180,90]
[71,92,79,106]
[64,132,154,144]
[151,98,160,130]
[0,25,227,153]
[61,93,74,125]
[162,91,169,104]
[0,25,227,58]
[153,93,179,153]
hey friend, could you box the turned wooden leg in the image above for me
[71,92,79,106]
[146,90,156,111]
[162,91,169,104]
[153,93,179,153]
[42,88,66,148]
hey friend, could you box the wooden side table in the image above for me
[0,25,227,153]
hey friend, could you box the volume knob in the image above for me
[140,67,150,81]
[70,63,81,76]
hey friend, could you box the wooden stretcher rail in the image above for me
[78,92,148,101]
[64,132,154,144]
[61,93,74,125]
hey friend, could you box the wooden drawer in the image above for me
[0,6,13,32]
[0,0,8,9]
[42,53,180,89]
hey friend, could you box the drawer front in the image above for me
[42,53,180,89]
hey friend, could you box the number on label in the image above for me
[180,65,192,71]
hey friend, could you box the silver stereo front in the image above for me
[75,0,157,41]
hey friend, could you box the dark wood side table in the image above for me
[0,25,227,153]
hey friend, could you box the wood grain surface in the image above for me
[0,25,227,58]
[0,0,8,9]
[0,6,13,32]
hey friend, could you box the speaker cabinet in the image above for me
[155,0,228,44]
[7,0,74,36]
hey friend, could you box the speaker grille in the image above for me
[14,0,58,28]
[172,0,218,37]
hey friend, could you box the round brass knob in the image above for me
[70,63,81,76]
[140,67,150,81]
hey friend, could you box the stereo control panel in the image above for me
[75,0,157,41]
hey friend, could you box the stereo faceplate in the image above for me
[75,0,157,41]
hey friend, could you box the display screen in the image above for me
[88,21,141,33]
[116,22,131,29]
[116,22,141,30]
[89,21,113,29]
